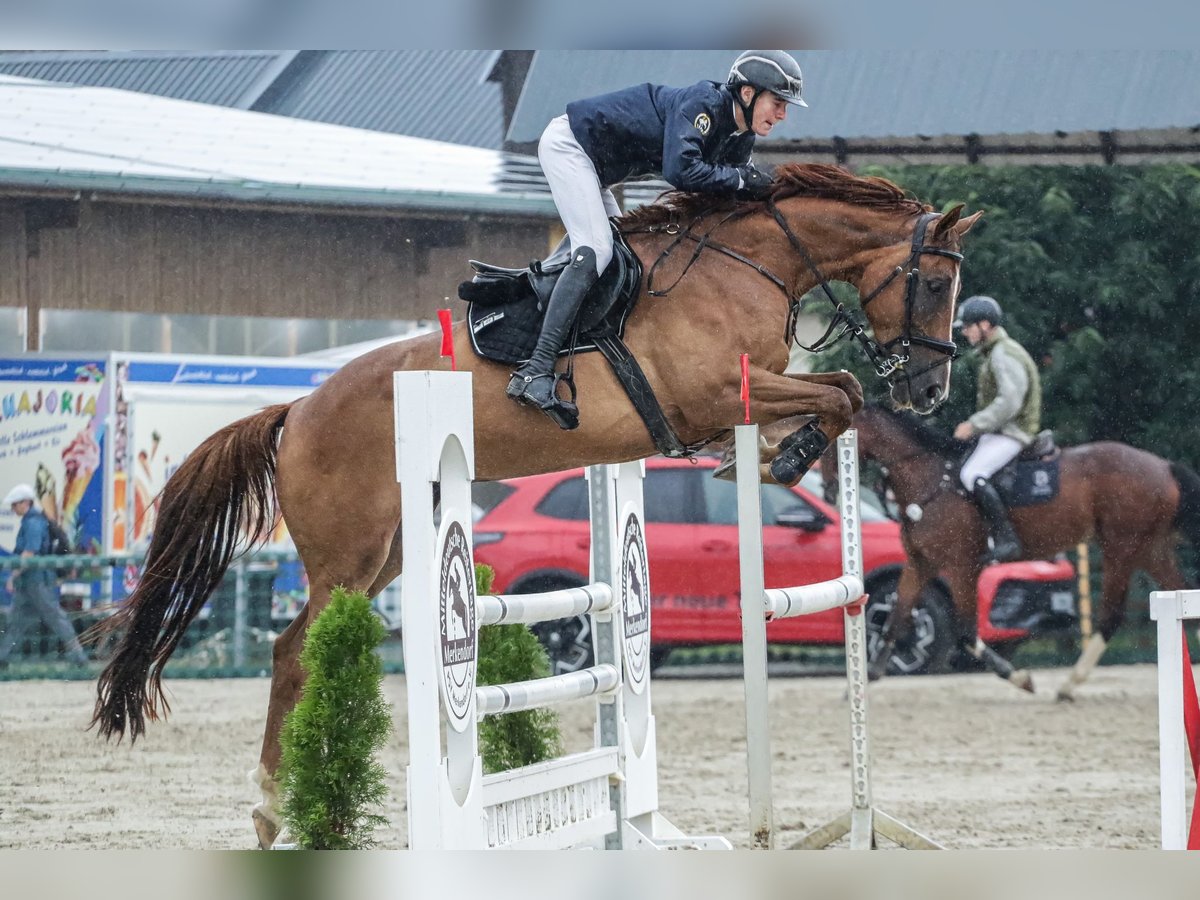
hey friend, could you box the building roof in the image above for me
[506,50,1200,163]
[0,50,280,107]
[264,51,505,149]
[0,74,554,216]
[0,50,506,149]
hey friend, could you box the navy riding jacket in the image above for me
[566,81,755,193]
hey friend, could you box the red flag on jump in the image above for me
[740,354,750,424]
[437,309,456,371]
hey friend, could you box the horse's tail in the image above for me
[1170,461,1200,552]
[89,403,293,742]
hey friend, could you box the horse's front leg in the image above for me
[940,561,1036,694]
[710,370,855,485]
[868,560,933,682]
[790,369,864,413]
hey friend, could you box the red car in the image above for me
[472,456,1077,675]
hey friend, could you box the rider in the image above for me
[953,295,1042,563]
[506,50,808,430]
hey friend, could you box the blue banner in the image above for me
[125,361,335,388]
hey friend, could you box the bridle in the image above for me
[631,198,963,384]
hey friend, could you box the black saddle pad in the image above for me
[459,225,643,365]
[993,457,1061,507]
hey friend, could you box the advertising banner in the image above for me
[0,357,108,555]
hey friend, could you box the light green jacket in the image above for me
[969,326,1041,445]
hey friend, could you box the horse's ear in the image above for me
[935,205,983,240]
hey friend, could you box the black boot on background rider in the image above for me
[506,246,599,430]
[970,476,1022,563]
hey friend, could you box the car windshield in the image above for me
[798,470,891,523]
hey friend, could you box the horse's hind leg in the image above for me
[250,515,401,847]
[1056,541,1141,702]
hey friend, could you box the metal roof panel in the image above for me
[0,75,554,215]
[507,50,1200,144]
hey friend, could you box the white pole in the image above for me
[736,423,773,849]
[836,430,875,849]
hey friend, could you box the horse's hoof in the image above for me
[1055,686,1076,703]
[713,456,736,482]
[1010,669,1036,694]
[252,806,280,850]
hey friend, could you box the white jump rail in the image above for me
[1150,589,1200,850]
[395,370,729,850]
[737,422,940,850]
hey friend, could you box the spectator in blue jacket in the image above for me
[506,50,809,430]
[0,483,87,668]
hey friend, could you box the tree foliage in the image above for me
[814,164,1200,470]
[278,586,391,850]
[475,564,563,773]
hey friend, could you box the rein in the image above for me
[625,199,963,384]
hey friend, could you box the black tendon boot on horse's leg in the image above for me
[506,246,599,430]
[971,477,1021,563]
[769,421,830,485]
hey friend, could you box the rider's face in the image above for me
[751,92,789,136]
[737,87,790,136]
[960,322,985,346]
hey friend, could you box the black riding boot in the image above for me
[506,246,599,430]
[971,477,1022,563]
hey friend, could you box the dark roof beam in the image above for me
[243,51,328,112]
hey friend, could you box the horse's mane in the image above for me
[867,403,968,458]
[619,162,929,230]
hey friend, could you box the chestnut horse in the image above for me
[852,404,1200,698]
[88,164,980,848]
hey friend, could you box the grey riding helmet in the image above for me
[953,295,1003,328]
[727,50,808,108]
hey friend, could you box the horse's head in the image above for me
[857,205,982,414]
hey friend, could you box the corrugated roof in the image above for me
[0,50,506,149]
[0,75,555,215]
[507,50,1200,145]
[0,50,277,107]
[266,51,504,149]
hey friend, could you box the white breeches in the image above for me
[960,433,1024,490]
[538,114,621,276]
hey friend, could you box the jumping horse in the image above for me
[87,164,980,848]
[852,404,1200,698]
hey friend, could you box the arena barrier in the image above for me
[736,422,942,850]
[395,370,730,850]
[1149,589,1200,850]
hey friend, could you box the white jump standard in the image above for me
[395,370,729,850]
[1150,589,1200,850]
[737,422,941,850]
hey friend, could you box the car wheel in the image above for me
[529,615,594,675]
[864,574,955,676]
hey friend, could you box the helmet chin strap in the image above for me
[734,86,764,132]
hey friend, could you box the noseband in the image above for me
[632,200,963,385]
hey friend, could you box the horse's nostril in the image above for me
[925,384,943,402]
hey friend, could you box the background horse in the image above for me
[852,404,1200,698]
[87,164,980,848]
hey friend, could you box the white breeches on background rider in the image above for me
[538,114,620,276]
[959,433,1024,490]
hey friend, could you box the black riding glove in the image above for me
[737,165,775,200]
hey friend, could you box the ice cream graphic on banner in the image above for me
[61,422,100,538]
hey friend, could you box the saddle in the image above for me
[458,224,642,365]
[989,431,1061,508]
[455,226,699,458]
